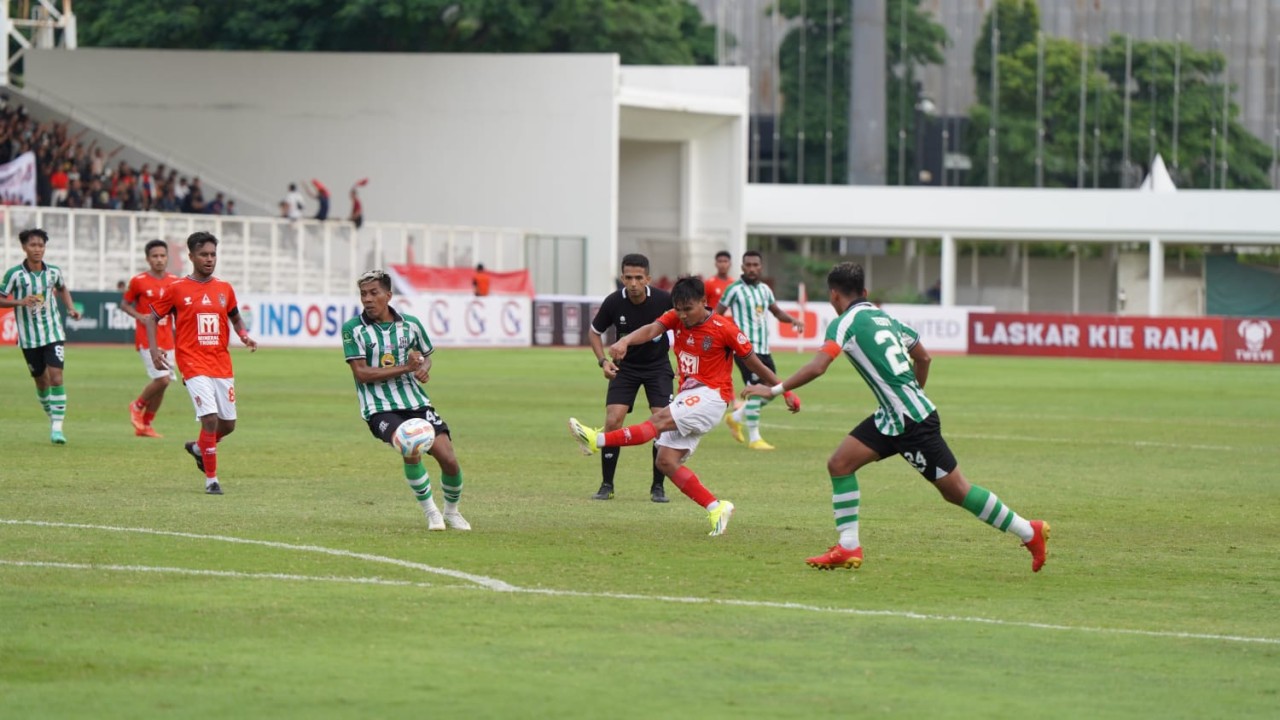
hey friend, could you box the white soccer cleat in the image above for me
[425,507,446,531]
[443,511,471,531]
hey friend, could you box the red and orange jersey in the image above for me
[657,309,753,403]
[150,276,240,379]
[704,276,733,310]
[124,271,178,351]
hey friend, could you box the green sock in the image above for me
[37,387,50,417]
[48,385,66,431]
[745,396,762,441]
[441,470,463,505]
[961,485,1033,541]
[831,473,860,549]
[404,460,433,507]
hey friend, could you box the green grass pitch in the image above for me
[2,345,1278,718]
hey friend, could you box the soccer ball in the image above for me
[392,418,436,457]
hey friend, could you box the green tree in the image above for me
[966,0,1273,189]
[774,0,948,185]
[77,0,717,65]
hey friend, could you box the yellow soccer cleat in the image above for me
[567,417,600,456]
[724,413,745,444]
[748,438,775,451]
[707,501,736,536]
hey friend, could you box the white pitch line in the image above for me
[4,518,1277,646]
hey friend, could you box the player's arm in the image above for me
[347,357,423,384]
[58,279,80,320]
[768,301,803,332]
[0,290,34,309]
[608,320,665,364]
[588,328,619,379]
[738,350,802,413]
[119,283,149,322]
[228,308,258,352]
[144,311,169,368]
[909,341,931,388]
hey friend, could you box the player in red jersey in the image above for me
[121,239,178,438]
[702,250,733,309]
[145,231,257,495]
[568,275,799,536]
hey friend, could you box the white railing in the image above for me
[0,207,527,294]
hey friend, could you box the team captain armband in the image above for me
[820,340,842,358]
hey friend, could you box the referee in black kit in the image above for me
[588,253,674,503]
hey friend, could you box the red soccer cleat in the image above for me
[1024,520,1050,572]
[136,425,163,438]
[129,402,146,432]
[806,544,863,570]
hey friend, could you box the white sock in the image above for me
[205,476,218,487]
[706,500,720,511]
[1008,516,1034,543]
[444,501,460,514]
[839,528,860,550]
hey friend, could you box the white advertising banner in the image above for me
[767,301,989,354]
[0,151,37,206]
[239,293,531,348]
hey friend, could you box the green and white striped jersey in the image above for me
[826,301,936,435]
[341,308,434,420]
[2,262,68,349]
[719,279,776,353]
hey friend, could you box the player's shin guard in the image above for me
[602,420,657,448]
[669,466,716,508]
[198,429,218,479]
[961,485,1034,543]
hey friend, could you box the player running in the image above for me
[569,275,799,536]
[121,239,178,438]
[146,232,257,495]
[742,262,1049,572]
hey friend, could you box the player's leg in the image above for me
[654,388,734,535]
[743,354,777,449]
[912,413,1048,572]
[596,402,631,499]
[184,377,231,493]
[806,419,884,570]
[424,411,469,530]
[725,357,751,443]
[372,411,444,529]
[44,344,67,444]
[642,370,675,503]
[132,349,172,436]
[23,347,52,420]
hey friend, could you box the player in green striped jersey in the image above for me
[744,262,1048,573]
[715,250,804,450]
[342,270,470,531]
[0,228,82,444]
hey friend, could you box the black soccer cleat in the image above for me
[184,441,205,473]
[650,485,670,504]
[205,481,223,495]
[592,483,615,500]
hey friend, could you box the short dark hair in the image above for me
[187,231,218,253]
[827,262,867,296]
[671,275,706,306]
[18,227,48,246]
[357,269,392,292]
[620,253,650,273]
[743,250,763,261]
[715,250,731,260]
[144,239,167,255]
[476,263,485,271]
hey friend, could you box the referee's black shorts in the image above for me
[735,352,776,387]
[849,411,958,483]
[605,364,674,412]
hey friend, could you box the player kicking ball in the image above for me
[569,275,798,536]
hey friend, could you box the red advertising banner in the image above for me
[968,313,1228,362]
[388,264,534,296]
[0,307,14,344]
[1222,317,1279,364]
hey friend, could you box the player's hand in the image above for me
[413,366,430,383]
[601,359,618,380]
[67,307,82,320]
[740,383,771,399]
[240,333,258,352]
[150,348,170,370]
[22,295,40,308]
[608,340,628,364]
[792,318,805,333]
[783,390,801,413]
[407,350,424,366]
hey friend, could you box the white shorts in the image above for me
[655,385,728,457]
[140,348,177,380]
[185,376,237,421]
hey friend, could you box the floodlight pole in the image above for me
[0,1,77,87]
[1148,237,1164,316]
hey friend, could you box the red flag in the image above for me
[353,177,370,188]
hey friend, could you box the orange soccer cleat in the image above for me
[806,544,864,570]
[1024,520,1050,572]
[136,425,163,438]
[129,402,146,432]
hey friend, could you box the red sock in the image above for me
[198,429,218,479]
[602,421,657,448]
[133,397,146,411]
[143,411,157,425]
[670,466,716,508]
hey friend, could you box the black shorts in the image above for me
[367,406,452,446]
[735,352,776,386]
[850,411,958,482]
[605,364,673,412]
[22,342,65,377]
